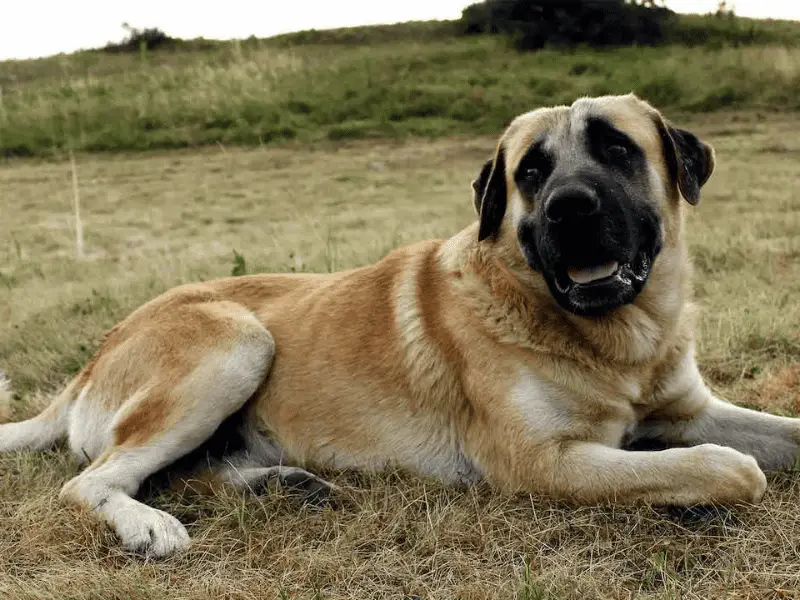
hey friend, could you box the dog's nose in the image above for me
[544,187,600,223]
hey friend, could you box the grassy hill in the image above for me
[1,15,799,157]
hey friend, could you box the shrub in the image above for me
[104,23,177,53]
[460,0,790,50]
[460,0,674,50]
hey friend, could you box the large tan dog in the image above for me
[1,94,797,558]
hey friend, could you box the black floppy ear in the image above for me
[476,147,507,242]
[656,120,715,206]
[472,157,494,216]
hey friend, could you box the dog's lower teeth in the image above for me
[567,261,619,284]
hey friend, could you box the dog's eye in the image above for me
[515,146,552,190]
[522,167,541,181]
[607,144,628,160]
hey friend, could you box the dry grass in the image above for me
[1,114,799,599]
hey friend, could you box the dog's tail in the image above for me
[0,371,78,453]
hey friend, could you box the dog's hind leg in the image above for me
[181,458,340,506]
[0,373,77,453]
[58,300,275,558]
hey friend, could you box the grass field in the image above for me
[1,109,799,598]
[1,17,800,157]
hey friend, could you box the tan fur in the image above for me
[3,94,797,558]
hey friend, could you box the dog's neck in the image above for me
[562,242,694,365]
[440,222,693,367]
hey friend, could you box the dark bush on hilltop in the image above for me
[460,0,675,50]
[104,23,177,53]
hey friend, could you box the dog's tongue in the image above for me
[567,261,619,284]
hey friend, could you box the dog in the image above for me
[1,94,796,558]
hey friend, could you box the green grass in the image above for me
[0,17,799,157]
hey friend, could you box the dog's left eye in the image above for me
[607,144,628,160]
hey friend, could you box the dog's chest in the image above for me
[507,370,640,446]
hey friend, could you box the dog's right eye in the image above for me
[522,167,541,181]
[515,147,552,193]
[516,163,547,196]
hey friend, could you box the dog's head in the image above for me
[473,94,714,317]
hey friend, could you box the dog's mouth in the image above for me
[516,198,663,318]
[554,252,651,294]
[564,260,620,287]
[548,250,653,317]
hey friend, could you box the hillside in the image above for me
[0,15,799,157]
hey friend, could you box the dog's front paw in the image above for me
[690,444,767,504]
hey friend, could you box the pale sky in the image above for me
[1,0,798,61]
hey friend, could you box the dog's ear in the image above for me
[476,147,507,242]
[472,157,494,216]
[656,119,715,206]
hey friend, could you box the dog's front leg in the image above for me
[507,439,767,506]
[630,350,800,471]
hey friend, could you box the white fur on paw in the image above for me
[113,505,191,558]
